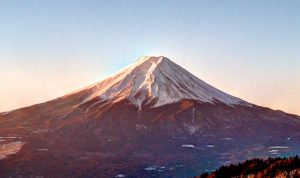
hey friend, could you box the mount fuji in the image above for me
[0,56,299,178]
[78,56,250,109]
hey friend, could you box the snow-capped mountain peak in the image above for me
[80,56,251,109]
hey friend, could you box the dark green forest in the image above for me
[196,156,300,178]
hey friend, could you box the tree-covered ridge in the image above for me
[197,156,300,178]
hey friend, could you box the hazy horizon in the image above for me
[1,1,299,115]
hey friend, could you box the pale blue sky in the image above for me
[0,1,299,114]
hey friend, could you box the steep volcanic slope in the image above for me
[78,56,251,110]
[0,56,299,178]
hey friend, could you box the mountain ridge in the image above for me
[2,56,298,117]
[74,56,252,111]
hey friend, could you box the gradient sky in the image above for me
[0,0,299,115]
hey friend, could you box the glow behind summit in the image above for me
[0,0,299,115]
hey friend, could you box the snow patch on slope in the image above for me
[0,141,24,160]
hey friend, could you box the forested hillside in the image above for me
[197,156,300,178]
